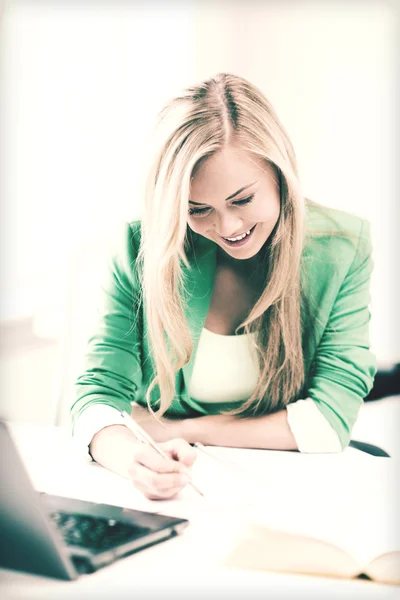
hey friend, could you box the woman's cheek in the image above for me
[187,217,207,235]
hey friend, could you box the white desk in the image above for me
[0,422,398,600]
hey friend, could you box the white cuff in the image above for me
[286,399,342,453]
[73,405,127,460]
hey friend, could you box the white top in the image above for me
[188,328,259,403]
[73,329,342,456]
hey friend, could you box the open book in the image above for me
[154,446,400,586]
[220,514,400,585]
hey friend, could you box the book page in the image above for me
[187,446,400,569]
[217,522,363,580]
[366,551,400,585]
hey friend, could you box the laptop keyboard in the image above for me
[50,512,151,551]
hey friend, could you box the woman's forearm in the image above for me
[130,402,299,451]
[182,409,298,450]
[89,425,141,477]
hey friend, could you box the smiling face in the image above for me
[188,145,281,261]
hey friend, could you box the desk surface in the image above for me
[1,422,398,600]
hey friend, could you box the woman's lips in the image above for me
[219,224,257,248]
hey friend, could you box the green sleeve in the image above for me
[307,220,377,449]
[70,222,144,433]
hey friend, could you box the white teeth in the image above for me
[224,229,251,242]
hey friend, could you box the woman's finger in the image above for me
[128,461,189,493]
[133,446,183,473]
[134,482,184,501]
[162,438,197,468]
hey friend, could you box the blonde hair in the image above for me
[138,73,306,416]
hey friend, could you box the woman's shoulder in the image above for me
[114,219,142,258]
[304,200,371,259]
[127,219,142,245]
[305,200,367,237]
[102,220,143,290]
[301,201,372,300]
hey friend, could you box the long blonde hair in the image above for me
[138,73,305,416]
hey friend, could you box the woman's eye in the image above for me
[188,194,254,217]
[233,194,254,207]
[188,206,211,217]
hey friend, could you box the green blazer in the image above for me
[72,202,376,449]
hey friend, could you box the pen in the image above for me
[120,411,205,498]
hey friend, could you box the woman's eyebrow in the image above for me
[188,199,208,206]
[225,181,258,201]
[189,181,258,205]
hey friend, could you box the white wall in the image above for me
[0,0,196,327]
[194,1,398,363]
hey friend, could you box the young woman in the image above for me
[71,73,376,500]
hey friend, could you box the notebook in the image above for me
[0,420,188,580]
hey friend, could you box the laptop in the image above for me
[0,420,189,580]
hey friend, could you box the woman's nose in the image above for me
[214,212,244,237]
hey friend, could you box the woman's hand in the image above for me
[89,424,197,500]
[128,438,196,500]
